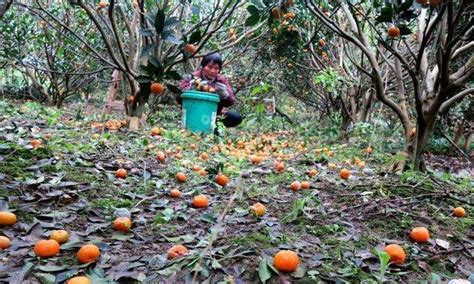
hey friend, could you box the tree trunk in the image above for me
[412,115,437,171]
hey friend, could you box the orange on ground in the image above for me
[215,174,229,187]
[0,236,11,249]
[365,146,373,154]
[453,207,465,217]
[273,250,300,272]
[150,127,162,136]
[198,169,207,176]
[388,26,400,38]
[167,244,188,260]
[328,163,337,170]
[339,168,351,179]
[77,244,100,263]
[410,227,430,243]
[301,181,310,190]
[0,211,17,226]
[176,172,187,183]
[67,276,91,284]
[170,189,181,198]
[384,244,406,265]
[319,39,326,47]
[127,95,135,104]
[290,181,301,192]
[30,139,42,148]
[189,143,196,150]
[192,194,209,208]
[99,1,108,8]
[150,83,165,95]
[113,217,132,232]
[115,168,127,179]
[250,155,263,165]
[275,162,285,172]
[184,44,197,55]
[191,165,201,172]
[34,239,60,258]
[50,230,69,244]
[199,152,209,161]
[308,169,318,177]
[250,202,266,217]
[157,152,166,163]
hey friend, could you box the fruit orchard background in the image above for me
[0,0,473,283]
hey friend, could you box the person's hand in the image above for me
[215,82,229,99]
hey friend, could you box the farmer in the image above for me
[178,52,242,130]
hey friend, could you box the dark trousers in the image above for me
[220,111,242,127]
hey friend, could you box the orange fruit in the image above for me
[215,174,229,187]
[67,276,91,284]
[250,202,266,217]
[319,39,326,47]
[77,244,100,263]
[198,169,208,176]
[192,194,209,208]
[290,181,301,192]
[410,227,430,243]
[99,1,108,8]
[199,152,209,161]
[167,244,188,260]
[365,146,373,154]
[453,207,465,217]
[30,139,42,148]
[308,169,318,177]
[0,211,17,226]
[176,172,187,183]
[127,95,135,104]
[170,189,181,198]
[273,250,300,272]
[388,26,400,38]
[157,152,166,163]
[271,7,282,20]
[327,150,334,157]
[328,163,337,170]
[189,143,196,150]
[0,236,11,249]
[184,44,197,55]
[339,168,351,179]
[250,155,263,165]
[44,133,53,140]
[113,217,132,232]
[115,168,127,178]
[150,127,162,136]
[191,165,201,172]
[34,239,60,258]
[50,230,69,244]
[384,244,406,265]
[275,162,285,173]
[150,83,165,95]
[301,181,310,190]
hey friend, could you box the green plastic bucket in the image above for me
[181,90,220,134]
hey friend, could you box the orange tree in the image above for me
[303,0,473,170]
[18,1,244,126]
[0,3,104,106]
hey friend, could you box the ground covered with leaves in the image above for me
[0,101,472,283]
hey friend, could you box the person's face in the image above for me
[202,62,220,80]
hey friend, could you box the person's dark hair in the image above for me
[201,53,223,69]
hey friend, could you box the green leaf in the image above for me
[189,29,202,44]
[165,70,182,80]
[136,75,152,83]
[431,273,442,284]
[166,84,182,95]
[200,213,217,224]
[164,17,180,28]
[34,273,55,283]
[375,6,393,24]
[398,25,412,36]
[258,258,272,283]
[245,14,261,26]
[211,258,222,269]
[247,5,260,15]
[37,265,68,272]
[154,9,166,34]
